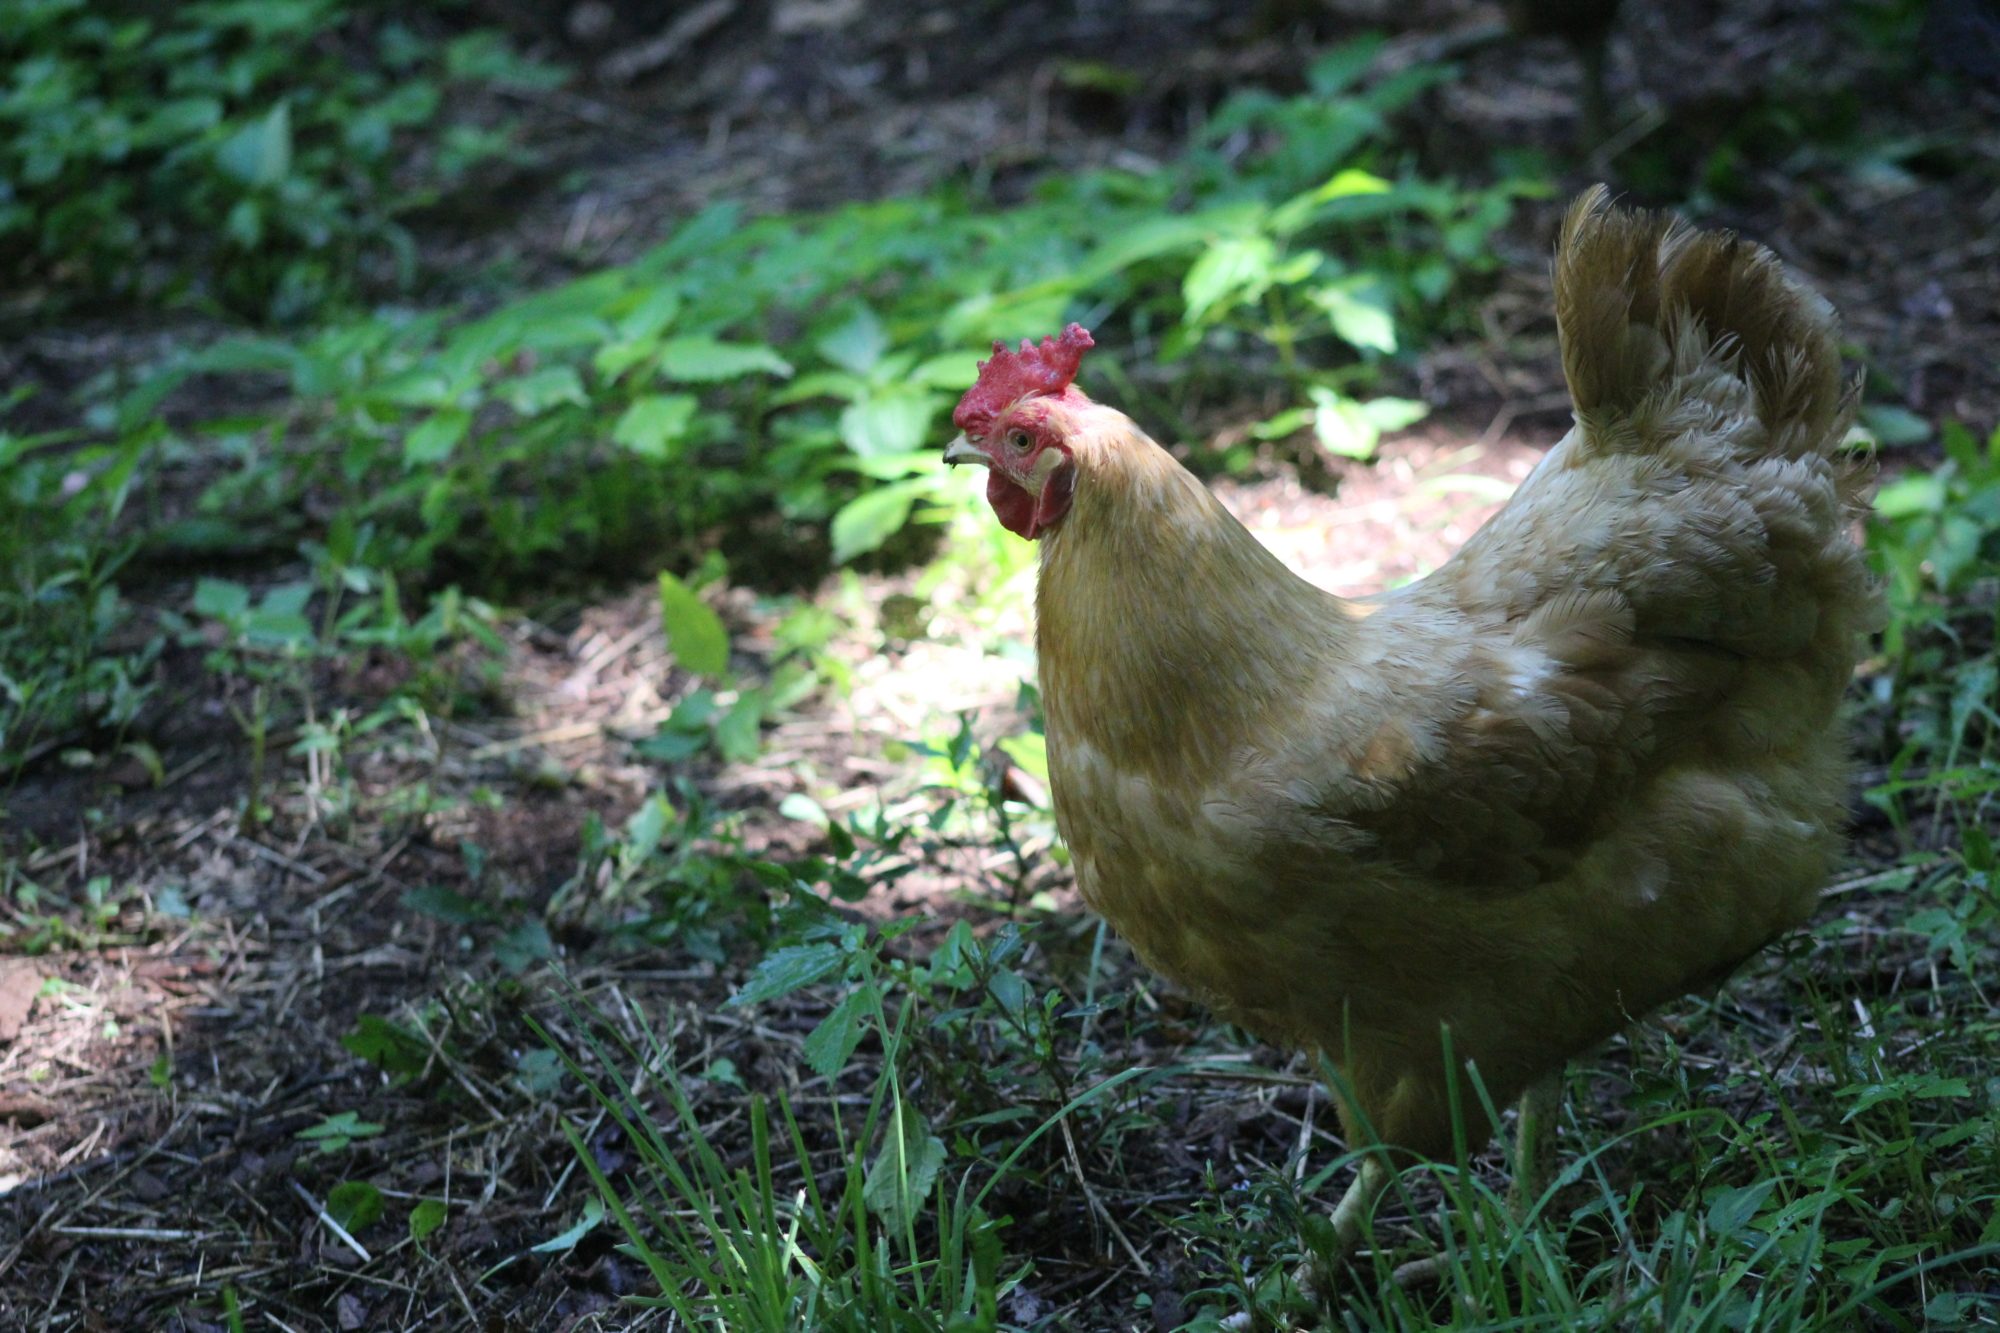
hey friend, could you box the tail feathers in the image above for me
[1554,185,1853,460]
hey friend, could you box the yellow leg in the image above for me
[1509,1069,1563,1218]
[1328,1156,1391,1253]
[1279,1155,1390,1311]
[1390,1069,1566,1289]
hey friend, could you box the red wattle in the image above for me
[988,470,1037,538]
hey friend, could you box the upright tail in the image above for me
[1553,184,1854,464]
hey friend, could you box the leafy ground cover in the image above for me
[2,0,1997,1329]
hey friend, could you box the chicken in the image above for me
[941,186,1876,1276]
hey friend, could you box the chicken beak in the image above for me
[942,434,989,467]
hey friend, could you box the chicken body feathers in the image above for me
[1034,189,1876,1157]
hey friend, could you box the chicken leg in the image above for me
[1385,1070,1566,1289]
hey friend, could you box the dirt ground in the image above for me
[2,1,1996,1329]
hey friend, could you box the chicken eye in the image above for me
[1007,430,1032,453]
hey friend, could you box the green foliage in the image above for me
[295,1109,384,1153]
[326,1179,384,1232]
[340,1013,430,1084]
[658,570,730,676]
[101,39,1534,595]
[538,958,1157,1332]
[0,0,558,320]
[1866,422,2000,821]
[157,539,500,825]
[0,399,158,771]
[3,38,1537,770]
[408,1197,448,1245]
[1176,1037,2000,1330]
[1,870,171,953]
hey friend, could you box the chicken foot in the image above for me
[1293,1071,1566,1305]
[1213,1074,1566,1328]
[1389,1070,1565,1288]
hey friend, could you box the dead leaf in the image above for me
[0,960,41,1043]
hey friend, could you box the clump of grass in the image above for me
[533,962,1165,1332]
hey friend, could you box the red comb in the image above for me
[952,323,1095,436]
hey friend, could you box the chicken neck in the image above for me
[1032,432,1357,777]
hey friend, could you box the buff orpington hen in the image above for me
[941,186,1877,1278]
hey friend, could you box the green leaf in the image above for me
[221,582,314,652]
[1248,406,1313,440]
[819,307,890,375]
[1313,279,1398,354]
[831,479,928,563]
[657,571,728,675]
[1183,234,1276,326]
[501,365,586,415]
[998,731,1049,787]
[1080,213,1214,283]
[341,1014,429,1079]
[531,1196,604,1254]
[297,1111,383,1152]
[910,351,984,389]
[728,943,843,1007]
[658,337,793,382]
[224,198,263,250]
[839,393,936,459]
[615,286,682,342]
[715,693,764,762]
[802,985,871,1079]
[186,336,300,376]
[1307,35,1387,95]
[779,792,829,828]
[404,409,470,466]
[1364,397,1429,432]
[515,1048,564,1097]
[1309,388,1427,460]
[1705,1179,1777,1239]
[327,1181,384,1233]
[494,920,554,974]
[244,609,314,650]
[1857,403,1932,447]
[624,794,674,862]
[1318,166,1392,200]
[864,1104,946,1229]
[401,884,499,925]
[847,449,941,481]
[594,339,658,382]
[612,394,697,459]
[141,97,224,145]
[1839,1073,1973,1120]
[409,1199,448,1245]
[193,578,251,622]
[636,728,706,762]
[215,103,292,187]
[1873,472,1944,520]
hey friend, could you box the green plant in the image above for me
[0,401,159,774]
[543,994,1008,1332]
[93,38,1538,603]
[296,1109,384,1153]
[164,545,499,826]
[536,948,1165,1333]
[1866,421,2000,826]
[0,0,560,320]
